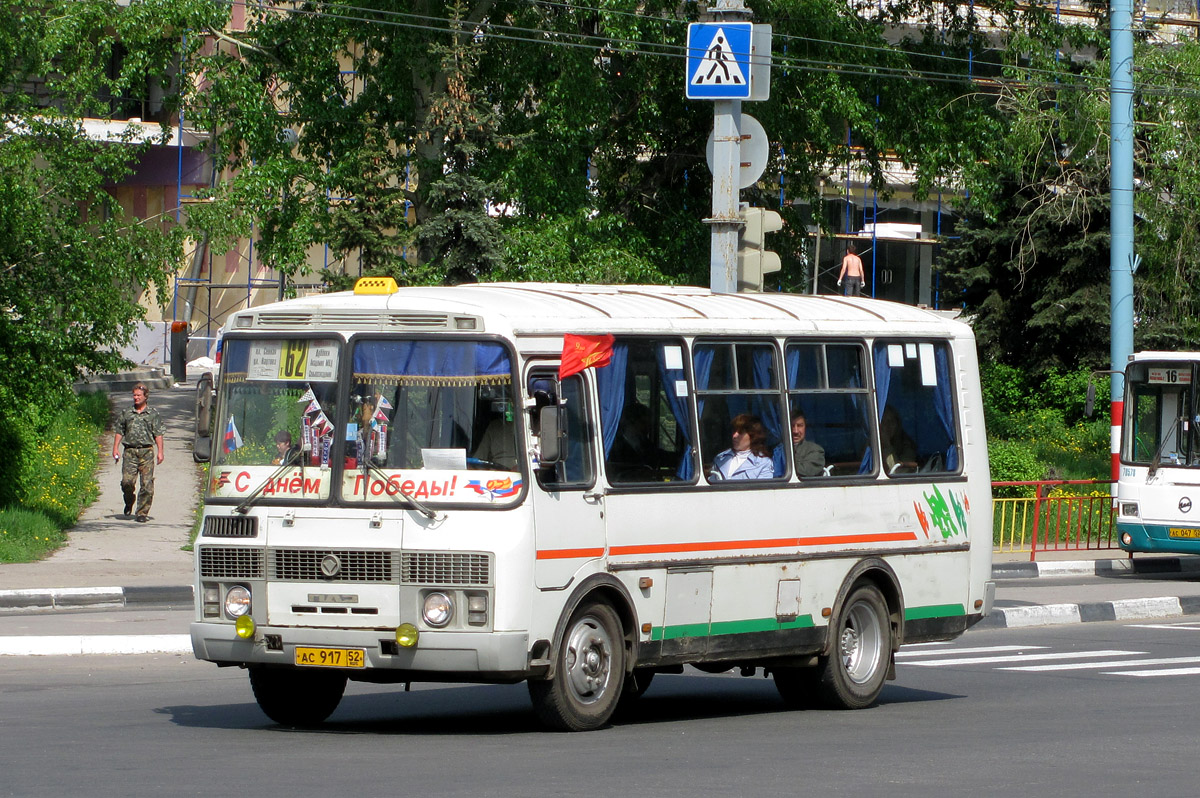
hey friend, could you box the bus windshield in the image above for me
[341,338,523,506]
[1124,362,1200,466]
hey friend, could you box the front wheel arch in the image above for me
[541,573,638,682]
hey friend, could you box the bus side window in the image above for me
[785,342,872,478]
[871,341,959,476]
[694,341,786,482]
[530,374,595,489]
[598,339,695,484]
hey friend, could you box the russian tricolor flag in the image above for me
[224,416,243,453]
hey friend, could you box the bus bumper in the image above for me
[1117,521,1200,554]
[190,621,530,678]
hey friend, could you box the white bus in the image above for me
[190,280,994,731]
[1115,351,1200,554]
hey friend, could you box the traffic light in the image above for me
[737,206,783,292]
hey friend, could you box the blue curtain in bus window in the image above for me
[222,339,250,380]
[596,343,629,458]
[749,347,785,477]
[861,345,893,473]
[353,340,510,380]
[657,345,695,480]
[933,346,959,470]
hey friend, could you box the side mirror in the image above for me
[539,405,563,465]
[1085,382,1096,419]
[193,434,211,464]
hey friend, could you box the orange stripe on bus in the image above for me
[536,547,606,560]
[609,531,919,557]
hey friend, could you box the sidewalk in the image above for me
[0,381,199,607]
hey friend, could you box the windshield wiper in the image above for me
[361,458,441,520]
[234,446,305,514]
[1148,415,1189,479]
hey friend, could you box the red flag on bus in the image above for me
[559,334,615,379]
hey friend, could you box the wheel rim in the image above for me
[839,598,884,684]
[563,614,613,705]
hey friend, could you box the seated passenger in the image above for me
[272,430,299,465]
[880,405,918,474]
[473,416,519,471]
[710,413,774,480]
[609,403,656,467]
[790,410,826,477]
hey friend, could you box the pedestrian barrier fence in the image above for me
[992,480,1118,560]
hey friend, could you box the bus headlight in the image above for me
[422,592,453,628]
[224,585,251,618]
[1120,502,1139,517]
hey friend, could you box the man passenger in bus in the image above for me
[790,410,826,477]
[710,414,775,480]
[880,405,918,474]
[609,403,658,469]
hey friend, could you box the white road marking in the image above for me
[1128,622,1200,631]
[999,655,1200,672]
[897,645,1046,659]
[0,635,191,656]
[903,649,1142,667]
[1106,667,1200,677]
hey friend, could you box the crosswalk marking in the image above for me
[897,645,1045,659]
[1128,622,1200,632]
[1106,666,1200,677]
[903,649,1141,667]
[998,655,1200,672]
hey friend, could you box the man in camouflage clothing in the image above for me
[112,382,165,522]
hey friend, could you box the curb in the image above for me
[0,585,193,613]
[991,556,1200,580]
[977,594,1200,629]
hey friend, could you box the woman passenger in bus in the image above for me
[709,413,774,480]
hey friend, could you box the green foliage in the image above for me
[0,508,65,564]
[988,439,1045,497]
[0,392,107,562]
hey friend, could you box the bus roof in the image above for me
[232,283,971,339]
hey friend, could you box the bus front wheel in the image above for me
[249,667,347,727]
[529,600,626,731]
[816,582,892,709]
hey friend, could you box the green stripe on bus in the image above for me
[904,604,966,621]
[650,615,815,641]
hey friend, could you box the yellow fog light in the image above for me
[235,615,256,639]
[395,623,419,648]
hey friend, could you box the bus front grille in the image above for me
[271,549,394,582]
[401,552,491,586]
[202,516,258,538]
[199,546,265,579]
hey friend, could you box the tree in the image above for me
[0,0,207,502]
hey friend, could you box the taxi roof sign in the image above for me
[354,276,399,295]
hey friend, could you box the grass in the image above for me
[0,508,67,562]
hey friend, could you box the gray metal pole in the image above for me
[1109,0,1135,477]
[709,99,742,293]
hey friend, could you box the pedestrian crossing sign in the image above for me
[686,22,753,100]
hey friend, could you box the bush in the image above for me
[0,391,108,562]
[989,439,1046,497]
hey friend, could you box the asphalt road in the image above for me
[4,615,1200,798]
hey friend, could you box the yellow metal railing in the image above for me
[992,480,1117,560]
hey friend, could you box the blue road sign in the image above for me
[686,22,753,100]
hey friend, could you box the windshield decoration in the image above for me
[223,416,244,453]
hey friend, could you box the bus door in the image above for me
[527,369,606,590]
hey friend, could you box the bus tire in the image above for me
[815,582,891,709]
[528,600,625,731]
[249,667,347,727]
[772,665,821,708]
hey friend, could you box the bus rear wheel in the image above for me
[815,582,892,709]
[529,600,626,731]
[249,667,347,727]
